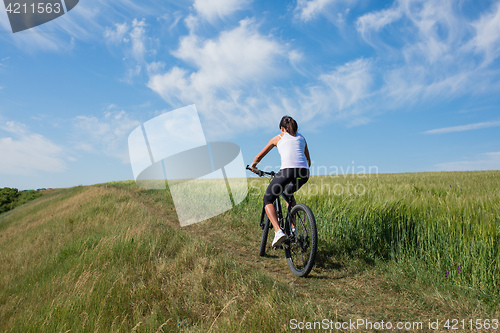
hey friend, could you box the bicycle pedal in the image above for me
[273,245,283,250]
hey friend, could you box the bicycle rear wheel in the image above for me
[259,216,271,256]
[285,204,317,277]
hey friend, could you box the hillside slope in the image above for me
[0,180,496,332]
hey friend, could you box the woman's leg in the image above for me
[283,168,309,229]
[265,203,281,232]
[282,168,309,207]
[263,169,293,232]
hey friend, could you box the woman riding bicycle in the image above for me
[250,116,311,248]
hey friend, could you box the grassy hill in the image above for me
[0,172,499,332]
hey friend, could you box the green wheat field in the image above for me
[0,171,498,332]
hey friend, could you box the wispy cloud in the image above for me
[0,121,67,176]
[104,18,158,83]
[295,58,374,125]
[294,0,357,26]
[104,22,129,43]
[90,0,500,140]
[436,152,500,171]
[0,121,28,135]
[0,57,9,69]
[356,5,402,35]
[317,58,373,111]
[94,0,500,139]
[356,0,500,109]
[470,2,500,66]
[295,0,337,22]
[0,0,155,53]
[193,0,251,22]
[423,120,500,134]
[73,109,140,163]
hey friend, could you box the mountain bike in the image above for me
[246,166,317,277]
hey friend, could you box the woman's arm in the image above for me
[250,135,280,171]
[304,141,311,167]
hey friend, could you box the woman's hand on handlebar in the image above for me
[247,163,258,173]
[246,165,274,177]
[250,165,259,174]
[246,164,262,176]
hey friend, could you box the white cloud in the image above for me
[288,50,304,66]
[0,57,8,70]
[104,18,150,62]
[0,26,62,52]
[354,0,500,110]
[104,18,157,83]
[148,67,190,106]
[0,0,155,53]
[294,0,357,24]
[73,110,141,163]
[0,121,67,176]
[318,58,373,111]
[173,18,284,87]
[470,2,500,66]
[146,61,166,75]
[147,19,290,136]
[423,120,500,134]
[129,19,148,62]
[284,58,374,127]
[93,0,500,139]
[356,6,402,36]
[147,15,380,136]
[193,0,251,22]
[357,0,464,62]
[0,121,27,135]
[295,0,337,22]
[104,22,129,43]
[436,152,500,171]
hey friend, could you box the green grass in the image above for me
[253,172,498,291]
[322,172,499,299]
[0,171,499,332]
[0,182,330,332]
[239,171,500,304]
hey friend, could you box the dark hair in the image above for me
[279,116,298,136]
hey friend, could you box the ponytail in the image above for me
[279,116,298,136]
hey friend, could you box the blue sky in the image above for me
[1,0,500,190]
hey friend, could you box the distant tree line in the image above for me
[0,188,42,214]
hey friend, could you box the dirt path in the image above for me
[186,219,446,327]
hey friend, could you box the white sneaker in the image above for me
[272,229,287,248]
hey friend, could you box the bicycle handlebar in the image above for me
[246,165,275,177]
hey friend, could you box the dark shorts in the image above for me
[263,168,309,206]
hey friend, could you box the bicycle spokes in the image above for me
[285,204,317,277]
[294,211,309,237]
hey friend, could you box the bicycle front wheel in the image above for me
[285,204,317,277]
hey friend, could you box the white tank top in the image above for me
[276,132,309,169]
